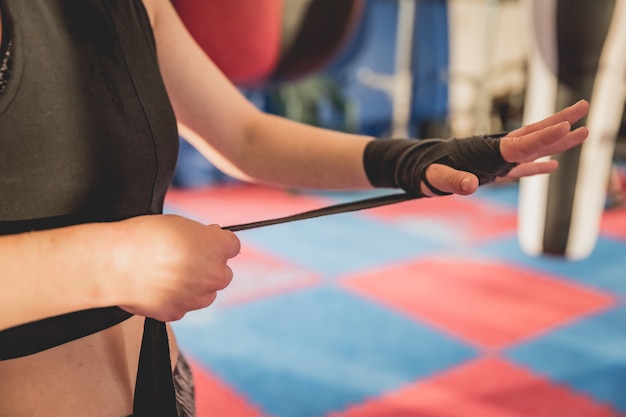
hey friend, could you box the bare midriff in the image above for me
[0,317,179,417]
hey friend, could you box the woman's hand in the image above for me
[111,214,240,322]
[421,99,590,196]
[1,214,239,330]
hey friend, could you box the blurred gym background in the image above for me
[170,0,625,194]
[165,1,626,416]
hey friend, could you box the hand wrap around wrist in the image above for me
[363,134,518,196]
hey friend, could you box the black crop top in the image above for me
[0,1,180,415]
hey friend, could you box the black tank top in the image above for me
[0,0,178,228]
[0,1,180,415]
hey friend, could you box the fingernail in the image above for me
[461,178,471,191]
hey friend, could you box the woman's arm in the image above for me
[147,0,374,190]
[0,215,240,331]
[145,0,589,196]
[0,224,113,331]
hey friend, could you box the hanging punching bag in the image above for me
[518,0,626,259]
[171,0,282,86]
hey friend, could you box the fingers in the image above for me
[535,126,588,159]
[116,216,241,322]
[207,224,241,259]
[202,225,238,293]
[501,121,570,162]
[422,161,562,195]
[421,164,479,196]
[502,160,559,179]
[501,124,589,163]
[500,100,589,164]
[509,99,589,137]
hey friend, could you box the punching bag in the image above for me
[518,0,626,259]
[171,0,282,86]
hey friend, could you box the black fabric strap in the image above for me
[131,318,179,417]
[363,134,517,195]
[0,307,132,360]
[0,191,419,361]
[421,174,451,196]
[223,192,418,231]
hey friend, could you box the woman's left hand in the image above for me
[499,99,590,179]
[421,99,590,196]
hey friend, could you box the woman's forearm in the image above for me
[0,223,118,331]
[0,214,242,331]
[231,113,376,190]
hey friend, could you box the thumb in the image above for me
[422,163,479,196]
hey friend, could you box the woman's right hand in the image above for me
[111,214,240,322]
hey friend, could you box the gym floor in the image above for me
[165,178,626,417]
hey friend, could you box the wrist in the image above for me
[43,222,125,311]
[362,134,518,196]
[0,223,120,330]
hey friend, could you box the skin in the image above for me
[0,1,589,416]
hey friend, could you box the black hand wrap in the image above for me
[363,133,518,196]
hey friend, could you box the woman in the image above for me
[0,1,589,416]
